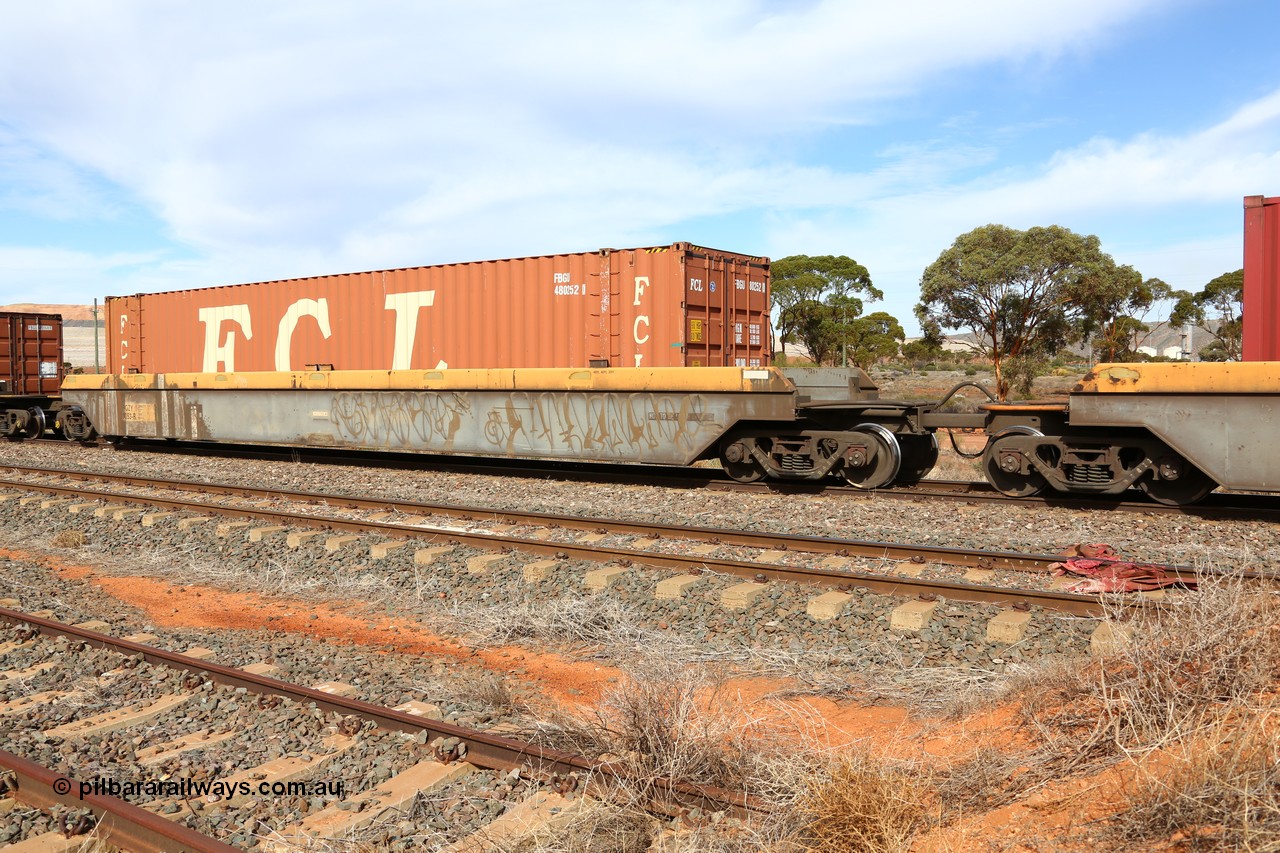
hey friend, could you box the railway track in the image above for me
[0,605,758,851]
[0,749,235,852]
[0,464,1233,618]
[30,436,1280,522]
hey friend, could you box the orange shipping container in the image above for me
[107,244,771,374]
[0,312,63,395]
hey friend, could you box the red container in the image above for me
[1244,195,1280,361]
[106,244,771,374]
[0,312,63,395]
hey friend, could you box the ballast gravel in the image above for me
[0,441,1273,571]
[0,493,1097,681]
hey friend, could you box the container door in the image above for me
[724,258,770,366]
[24,316,62,394]
[0,316,14,393]
[682,250,770,366]
[682,254,724,366]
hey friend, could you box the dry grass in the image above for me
[794,753,929,853]
[520,659,944,851]
[452,671,522,715]
[152,539,402,604]
[1113,716,1280,850]
[433,593,654,652]
[924,435,984,481]
[1023,573,1280,768]
[50,528,88,548]
[485,799,655,853]
[530,661,775,797]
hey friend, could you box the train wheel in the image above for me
[1139,465,1216,506]
[842,424,901,490]
[983,433,1047,497]
[720,438,766,483]
[21,408,45,440]
[894,433,939,485]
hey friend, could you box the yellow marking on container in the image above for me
[689,319,704,343]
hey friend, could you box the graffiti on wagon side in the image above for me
[326,389,721,459]
[329,391,472,447]
[482,392,719,459]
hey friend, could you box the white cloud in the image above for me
[763,86,1280,328]
[0,247,165,302]
[0,0,1267,333]
[0,1,1160,260]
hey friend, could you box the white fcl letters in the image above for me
[275,298,333,370]
[383,291,435,370]
[632,275,649,307]
[198,305,253,372]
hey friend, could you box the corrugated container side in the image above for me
[106,244,771,373]
[0,313,63,395]
[1244,195,1280,361]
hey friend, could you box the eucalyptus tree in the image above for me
[1170,269,1244,361]
[772,255,883,365]
[916,224,1142,398]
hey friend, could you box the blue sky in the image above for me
[1,0,1277,334]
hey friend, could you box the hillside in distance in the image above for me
[0,303,97,322]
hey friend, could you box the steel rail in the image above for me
[30,437,1280,521]
[1,475,1126,615]
[2,464,1238,585]
[0,607,762,819]
[0,748,238,852]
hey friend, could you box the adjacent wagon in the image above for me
[0,311,63,438]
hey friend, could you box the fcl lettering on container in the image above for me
[105,244,772,373]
